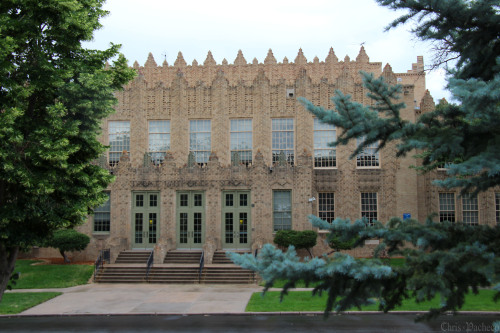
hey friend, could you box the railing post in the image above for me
[198,251,205,283]
[146,250,154,282]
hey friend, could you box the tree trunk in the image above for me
[60,250,70,263]
[0,243,19,302]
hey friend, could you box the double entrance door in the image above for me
[222,191,251,250]
[176,191,205,249]
[132,191,160,249]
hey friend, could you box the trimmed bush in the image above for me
[45,229,90,263]
[274,230,317,256]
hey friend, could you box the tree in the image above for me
[231,0,500,323]
[45,229,90,263]
[0,0,135,301]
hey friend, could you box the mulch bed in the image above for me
[33,258,94,265]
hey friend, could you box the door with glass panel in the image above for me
[222,191,251,250]
[176,191,205,249]
[132,192,160,249]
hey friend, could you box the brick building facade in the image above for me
[39,47,500,263]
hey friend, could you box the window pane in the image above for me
[439,193,455,222]
[314,118,336,168]
[361,192,377,226]
[189,120,211,164]
[273,190,292,231]
[272,119,294,165]
[230,119,252,165]
[356,137,379,167]
[108,121,130,167]
[94,193,110,232]
[462,193,478,225]
[318,192,335,223]
[148,120,170,165]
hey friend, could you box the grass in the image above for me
[11,260,93,289]
[246,289,500,312]
[0,292,62,314]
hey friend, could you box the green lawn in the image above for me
[246,289,500,312]
[0,292,62,314]
[11,260,93,289]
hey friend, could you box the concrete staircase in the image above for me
[163,250,202,264]
[147,266,201,283]
[114,250,152,264]
[95,265,147,283]
[94,250,255,284]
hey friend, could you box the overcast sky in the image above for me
[86,0,452,102]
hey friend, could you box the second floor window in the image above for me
[108,121,130,167]
[272,118,294,165]
[148,120,170,165]
[230,119,252,165]
[356,137,379,168]
[314,118,336,168]
[189,120,211,165]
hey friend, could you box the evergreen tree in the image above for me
[0,0,135,300]
[231,0,500,323]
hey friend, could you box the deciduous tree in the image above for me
[0,0,135,300]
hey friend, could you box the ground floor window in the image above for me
[495,193,500,225]
[361,192,377,226]
[273,190,292,231]
[318,192,335,223]
[93,192,110,232]
[439,193,456,222]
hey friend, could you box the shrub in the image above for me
[274,230,318,256]
[45,229,90,263]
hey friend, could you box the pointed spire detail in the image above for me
[356,46,369,63]
[222,58,228,65]
[420,89,435,113]
[282,57,289,64]
[234,50,247,66]
[174,52,187,67]
[294,48,307,65]
[264,49,277,65]
[325,47,338,64]
[133,60,140,69]
[145,52,157,68]
[344,55,350,63]
[252,58,259,65]
[204,51,216,66]
[382,63,396,84]
[313,56,319,64]
[192,59,198,66]
[162,59,168,67]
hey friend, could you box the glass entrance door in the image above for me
[132,192,159,249]
[222,191,251,250]
[176,191,205,249]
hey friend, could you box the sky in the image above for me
[86,0,452,102]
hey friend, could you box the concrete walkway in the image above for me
[8,283,262,316]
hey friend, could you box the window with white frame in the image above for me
[273,190,292,231]
[439,193,456,222]
[148,120,170,165]
[314,118,336,168]
[356,137,379,167]
[189,120,211,165]
[495,193,500,225]
[272,118,294,165]
[230,119,252,165]
[361,192,377,225]
[462,193,479,225]
[93,192,110,232]
[108,121,130,167]
[318,192,335,223]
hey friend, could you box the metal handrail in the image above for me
[94,249,110,282]
[254,248,259,258]
[198,251,205,283]
[146,250,154,281]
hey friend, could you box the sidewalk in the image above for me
[7,283,262,316]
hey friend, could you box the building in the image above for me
[44,47,500,263]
